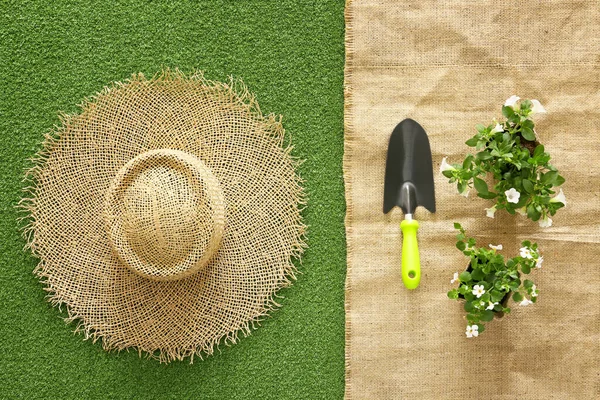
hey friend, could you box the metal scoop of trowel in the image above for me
[383,119,436,289]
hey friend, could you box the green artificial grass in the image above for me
[0,1,346,398]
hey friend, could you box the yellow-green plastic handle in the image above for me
[400,219,420,290]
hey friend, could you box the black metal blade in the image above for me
[383,119,436,215]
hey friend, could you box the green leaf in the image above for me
[521,127,535,141]
[527,204,541,221]
[491,291,505,302]
[466,315,478,325]
[481,310,495,322]
[521,263,531,274]
[476,151,493,161]
[464,301,474,312]
[541,171,559,185]
[456,241,466,251]
[463,154,474,169]
[459,271,472,282]
[538,154,550,165]
[533,144,545,158]
[523,279,534,289]
[477,192,498,200]
[540,195,551,205]
[465,137,479,147]
[473,177,489,194]
[555,175,566,186]
[471,268,484,281]
[458,181,467,195]
[476,124,486,133]
[512,292,523,302]
[477,324,486,333]
[522,179,534,193]
[510,279,521,290]
[453,222,462,230]
[447,289,459,299]
[442,170,454,178]
[458,285,469,295]
[521,118,534,129]
[502,106,514,118]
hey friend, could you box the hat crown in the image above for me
[122,165,204,268]
[104,149,225,281]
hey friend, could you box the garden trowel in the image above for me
[383,119,436,290]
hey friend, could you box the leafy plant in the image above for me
[440,96,566,227]
[447,223,542,337]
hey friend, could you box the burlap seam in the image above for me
[348,63,599,68]
[343,0,355,398]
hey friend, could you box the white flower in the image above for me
[519,298,534,306]
[489,243,503,251]
[466,325,479,338]
[539,215,553,228]
[490,122,504,134]
[440,157,456,173]
[530,99,547,115]
[520,247,533,259]
[485,205,497,219]
[516,207,527,216]
[535,256,544,269]
[504,95,520,108]
[531,284,538,297]
[486,301,499,310]
[505,188,520,204]
[472,284,485,298]
[550,189,566,206]
[451,272,459,284]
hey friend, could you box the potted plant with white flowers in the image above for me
[448,223,543,337]
[440,96,566,227]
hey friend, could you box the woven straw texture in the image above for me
[23,70,306,363]
[344,1,599,398]
[104,148,226,281]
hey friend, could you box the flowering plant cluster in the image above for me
[440,96,566,227]
[448,223,542,338]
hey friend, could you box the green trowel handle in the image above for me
[400,219,420,290]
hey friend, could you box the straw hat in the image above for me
[23,70,306,362]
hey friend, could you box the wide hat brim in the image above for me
[23,70,306,362]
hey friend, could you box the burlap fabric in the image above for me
[23,70,306,363]
[344,1,599,398]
